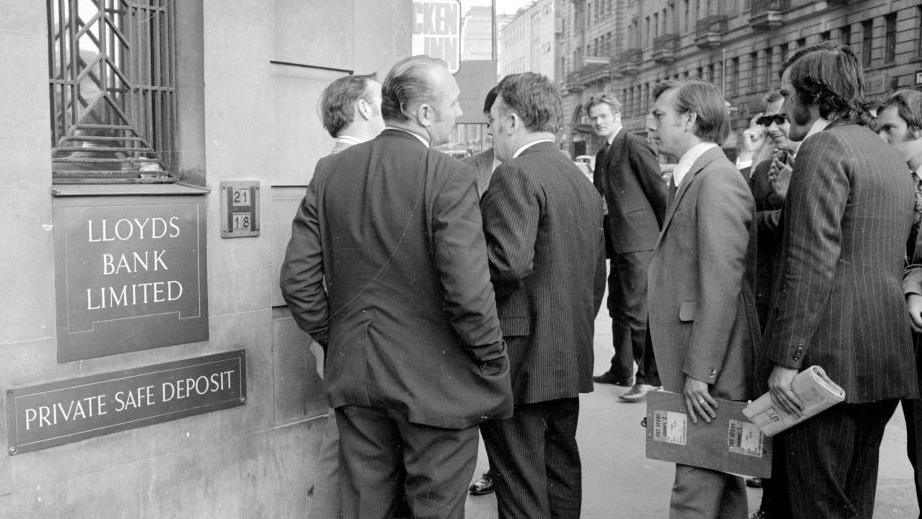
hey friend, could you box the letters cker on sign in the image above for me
[412,0,462,73]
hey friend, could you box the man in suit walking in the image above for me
[762,43,918,519]
[586,94,668,402]
[280,55,513,519]
[479,72,606,519]
[647,78,758,518]
[307,72,386,519]
[879,88,922,517]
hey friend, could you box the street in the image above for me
[465,309,920,518]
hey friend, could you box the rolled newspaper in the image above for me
[742,365,845,437]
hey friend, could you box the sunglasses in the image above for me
[756,114,787,126]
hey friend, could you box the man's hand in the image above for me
[768,365,803,417]
[767,128,796,155]
[683,376,717,424]
[907,294,922,333]
[768,156,793,201]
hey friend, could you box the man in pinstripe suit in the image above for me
[762,43,918,519]
[480,72,606,519]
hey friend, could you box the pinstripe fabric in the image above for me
[782,399,898,519]
[480,142,604,519]
[761,122,918,403]
[480,396,581,519]
[647,147,759,401]
[481,141,607,404]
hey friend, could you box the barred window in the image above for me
[48,0,176,183]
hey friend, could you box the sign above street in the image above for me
[412,0,462,73]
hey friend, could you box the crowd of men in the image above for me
[279,42,922,519]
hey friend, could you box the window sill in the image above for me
[51,182,210,197]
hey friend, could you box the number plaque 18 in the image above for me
[221,181,260,238]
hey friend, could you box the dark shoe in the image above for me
[749,510,767,519]
[592,371,634,387]
[468,472,494,495]
[619,383,662,402]
[745,477,763,488]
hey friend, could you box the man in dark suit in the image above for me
[880,88,922,517]
[646,78,758,518]
[280,55,513,519]
[479,72,606,519]
[762,43,918,519]
[308,72,386,519]
[586,94,668,402]
[464,86,501,201]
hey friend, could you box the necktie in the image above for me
[667,173,678,207]
[601,141,610,159]
[913,170,922,227]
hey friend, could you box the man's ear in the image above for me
[415,103,434,128]
[357,99,371,121]
[685,111,698,131]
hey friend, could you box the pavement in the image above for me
[465,309,920,518]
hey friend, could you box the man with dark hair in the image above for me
[761,43,917,519]
[879,88,922,516]
[306,72,387,519]
[586,93,667,403]
[463,86,501,200]
[319,73,385,152]
[647,78,758,518]
[480,72,606,518]
[280,55,513,519]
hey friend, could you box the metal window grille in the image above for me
[47,0,176,183]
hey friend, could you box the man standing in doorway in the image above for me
[480,72,606,519]
[587,94,667,402]
[647,78,758,518]
[280,55,513,519]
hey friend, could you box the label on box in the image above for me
[653,410,687,445]
[728,419,764,458]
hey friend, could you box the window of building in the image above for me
[48,0,177,182]
[841,25,851,47]
[765,47,773,84]
[779,43,788,64]
[729,56,739,96]
[862,19,872,67]
[646,16,651,47]
[820,30,830,41]
[918,7,922,57]
[654,13,659,39]
[885,13,896,63]
[797,37,806,48]
[683,0,690,33]
[749,51,758,93]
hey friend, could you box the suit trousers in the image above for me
[607,250,655,384]
[669,464,748,519]
[308,409,341,519]
[784,399,899,519]
[481,398,581,519]
[903,398,922,519]
[335,405,478,519]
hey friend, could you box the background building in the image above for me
[557,0,922,159]
[499,0,560,80]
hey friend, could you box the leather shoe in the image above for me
[745,477,763,488]
[592,371,634,387]
[468,471,495,495]
[619,383,661,402]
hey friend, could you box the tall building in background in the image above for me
[462,5,495,60]
[499,0,559,80]
[556,0,922,160]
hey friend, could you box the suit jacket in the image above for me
[280,129,513,429]
[463,148,496,199]
[762,122,918,403]
[647,147,759,401]
[749,158,786,327]
[593,130,668,256]
[481,141,607,404]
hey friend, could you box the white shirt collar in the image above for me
[512,139,554,159]
[673,142,718,188]
[334,135,364,147]
[385,126,429,148]
[914,163,922,180]
[805,117,829,140]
